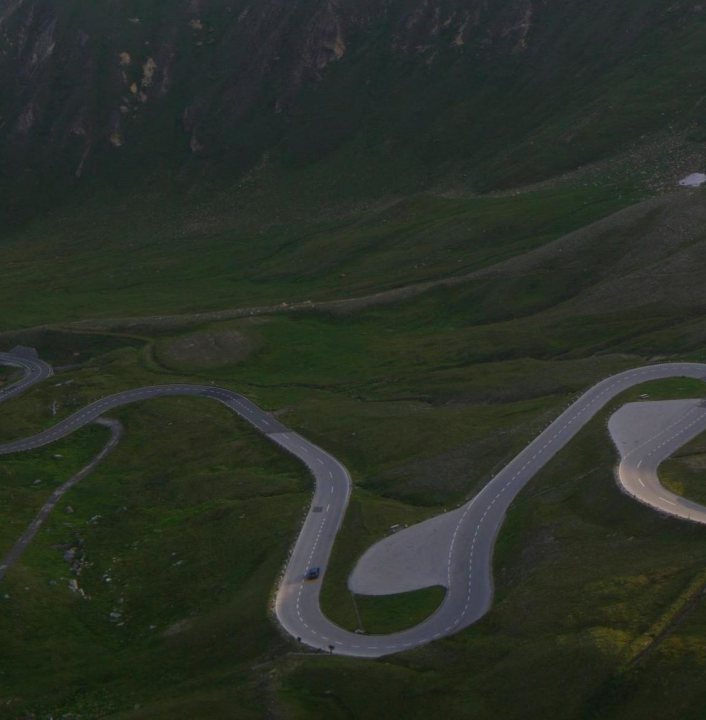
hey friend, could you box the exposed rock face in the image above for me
[0,0,700,201]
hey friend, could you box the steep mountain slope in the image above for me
[2,0,706,214]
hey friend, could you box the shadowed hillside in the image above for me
[3,0,706,215]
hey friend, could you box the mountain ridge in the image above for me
[2,0,705,212]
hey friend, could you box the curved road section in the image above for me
[2,351,706,657]
[0,350,53,401]
[611,399,706,522]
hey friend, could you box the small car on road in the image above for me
[305,567,321,580]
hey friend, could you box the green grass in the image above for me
[0,367,16,387]
[354,587,446,635]
[4,180,706,717]
[660,431,706,506]
[0,311,625,717]
[282,379,706,720]
[0,182,641,331]
[0,329,145,366]
[0,394,311,718]
[0,314,703,719]
[0,425,108,555]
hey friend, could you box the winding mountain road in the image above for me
[611,399,706,522]
[2,350,706,658]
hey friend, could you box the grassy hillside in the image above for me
[3,1,706,717]
[0,180,642,330]
[3,183,706,716]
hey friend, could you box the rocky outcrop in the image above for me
[0,0,699,205]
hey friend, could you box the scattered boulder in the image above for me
[679,172,706,187]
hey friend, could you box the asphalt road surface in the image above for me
[612,400,706,522]
[2,350,706,658]
[0,350,53,402]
